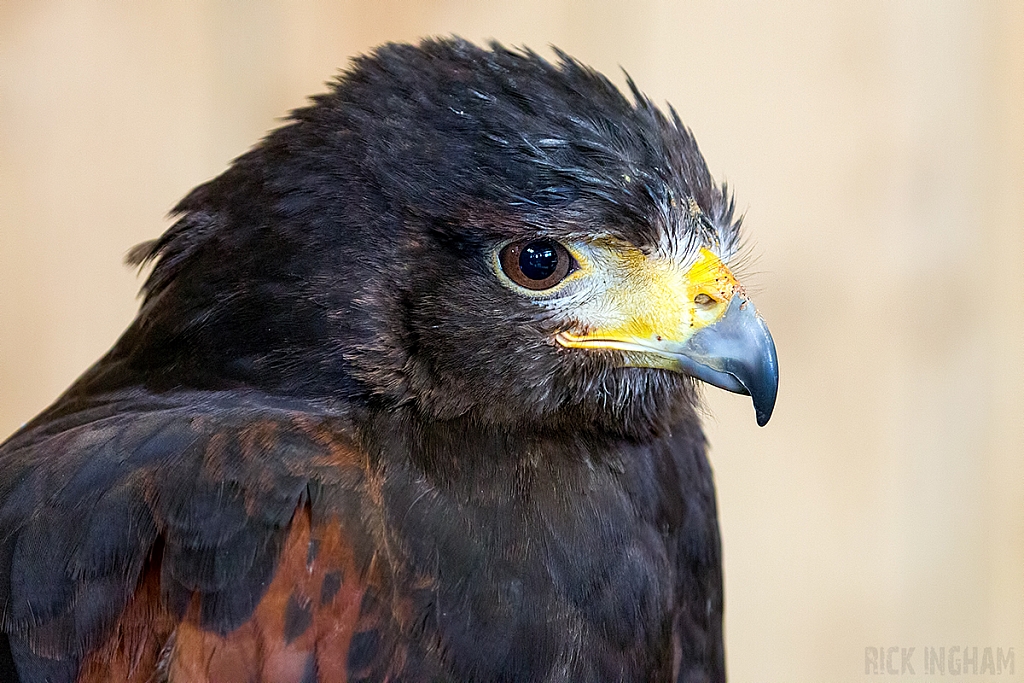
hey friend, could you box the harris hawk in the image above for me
[0,39,778,683]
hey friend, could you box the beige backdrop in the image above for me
[2,2,1023,681]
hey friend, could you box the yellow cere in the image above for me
[557,246,739,352]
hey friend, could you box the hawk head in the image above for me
[113,38,777,436]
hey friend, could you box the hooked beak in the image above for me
[555,247,779,425]
[664,296,778,426]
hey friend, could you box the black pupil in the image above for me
[519,241,559,281]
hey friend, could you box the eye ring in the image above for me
[499,239,575,291]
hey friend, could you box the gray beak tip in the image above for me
[674,297,779,426]
[750,327,779,427]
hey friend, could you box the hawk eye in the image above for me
[499,239,574,291]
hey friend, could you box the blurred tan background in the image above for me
[2,1,1023,681]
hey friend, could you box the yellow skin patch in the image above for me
[554,246,741,358]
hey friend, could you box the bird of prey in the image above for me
[0,38,777,683]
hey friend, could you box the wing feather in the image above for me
[0,392,378,683]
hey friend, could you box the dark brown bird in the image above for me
[0,38,777,683]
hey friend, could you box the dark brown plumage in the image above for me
[0,38,777,682]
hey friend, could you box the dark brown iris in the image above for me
[499,240,574,290]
